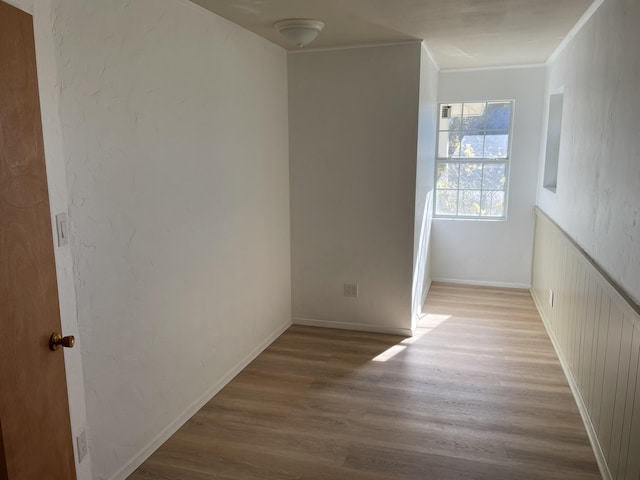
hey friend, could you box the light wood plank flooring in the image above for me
[129,283,601,479]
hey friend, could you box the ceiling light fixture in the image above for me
[274,18,325,48]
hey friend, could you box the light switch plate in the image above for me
[77,429,87,463]
[55,212,69,247]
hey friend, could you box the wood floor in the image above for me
[129,283,601,480]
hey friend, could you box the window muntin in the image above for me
[435,101,513,218]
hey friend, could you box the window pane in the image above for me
[459,190,481,216]
[436,162,459,189]
[439,103,462,131]
[458,131,484,158]
[459,163,483,189]
[439,131,463,158]
[481,190,505,217]
[434,101,512,219]
[462,103,486,130]
[483,131,509,158]
[436,190,458,216]
[482,163,507,190]
[486,102,511,130]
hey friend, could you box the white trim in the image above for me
[433,215,507,222]
[432,277,531,289]
[440,63,545,74]
[288,39,422,55]
[293,317,413,337]
[176,0,229,19]
[546,0,605,65]
[2,0,33,14]
[421,42,440,71]
[530,288,612,480]
[107,319,292,480]
[421,278,432,312]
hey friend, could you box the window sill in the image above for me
[433,216,507,222]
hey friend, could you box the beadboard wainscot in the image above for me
[531,207,640,480]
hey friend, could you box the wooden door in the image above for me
[0,2,77,479]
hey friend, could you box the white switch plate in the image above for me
[549,289,555,308]
[77,429,88,463]
[55,212,69,247]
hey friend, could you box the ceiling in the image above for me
[190,0,594,69]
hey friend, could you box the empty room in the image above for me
[1,0,639,479]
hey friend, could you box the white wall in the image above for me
[412,44,439,328]
[51,1,291,479]
[288,43,421,335]
[537,0,640,305]
[3,0,93,478]
[432,66,545,288]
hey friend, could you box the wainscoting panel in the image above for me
[531,207,640,480]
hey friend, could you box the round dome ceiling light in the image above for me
[274,18,325,48]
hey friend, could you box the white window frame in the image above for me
[434,100,515,220]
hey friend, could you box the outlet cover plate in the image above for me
[344,283,358,298]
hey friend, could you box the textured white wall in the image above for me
[432,66,545,287]
[51,1,291,479]
[412,44,439,327]
[4,0,93,478]
[288,43,421,335]
[537,0,640,304]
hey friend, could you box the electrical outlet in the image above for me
[548,289,555,308]
[344,283,358,298]
[77,430,88,463]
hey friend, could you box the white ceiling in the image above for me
[190,0,594,69]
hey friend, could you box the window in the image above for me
[435,101,513,218]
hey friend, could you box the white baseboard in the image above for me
[432,277,531,289]
[293,317,413,337]
[530,288,612,480]
[108,319,292,480]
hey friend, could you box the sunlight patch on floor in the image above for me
[371,344,407,362]
[372,314,452,361]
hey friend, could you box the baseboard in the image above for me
[292,317,413,337]
[107,319,292,480]
[530,288,612,480]
[432,277,531,289]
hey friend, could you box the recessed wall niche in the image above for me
[543,91,564,192]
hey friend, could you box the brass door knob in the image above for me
[49,332,75,351]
